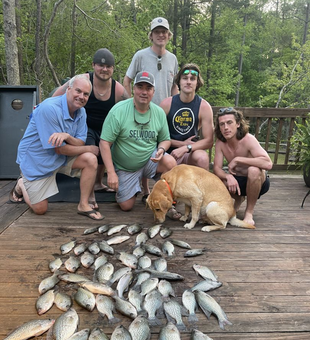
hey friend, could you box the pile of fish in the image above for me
[4,223,232,340]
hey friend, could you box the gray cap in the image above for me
[93,48,115,66]
[151,17,169,30]
[134,71,155,87]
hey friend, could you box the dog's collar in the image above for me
[161,179,176,204]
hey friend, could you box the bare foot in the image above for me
[243,212,255,226]
[234,196,245,212]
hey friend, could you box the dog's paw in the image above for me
[184,223,195,229]
[201,226,211,232]
[179,216,188,222]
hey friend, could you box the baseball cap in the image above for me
[151,17,169,31]
[93,48,115,66]
[134,71,155,87]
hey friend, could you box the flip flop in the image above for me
[77,210,105,220]
[95,185,115,193]
[88,201,99,211]
[141,194,149,204]
[9,177,24,203]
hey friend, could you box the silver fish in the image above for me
[127,223,143,235]
[98,224,110,234]
[132,272,151,291]
[190,329,213,340]
[128,289,143,313]
[191,278,222,292]
[135,232,149,247]
[117,272,134,299]
[80,251,95,268]
[89,328,109,340]
[108,224,127,235]
[79,281,115,296]
[154,258,168,272]
[143,289,162,326]
[163,299,187,331]
[83,226,99,235]
[106,267,132,286]
[98,240,114,254]
[135,268,184,281]
[88,242,101,255]
[38,272,59,294]
[182,289,198,323]
[144,244,162,257]
[158,322,181,340]
[49,258,62,272]
[169,238,191,249]
[158,279,175,300]
[64,256,80,273]
[95,262,114,283]
[147,224,162,238]
[58,273,90,283]
[73,243,87,256]
[74,287,96,312]
[107,235,130,245]
[60,240,76,255]
[54,291,72,311]
[53,308,79,340]
[132,246,145,258]
[94,254,108,270]
[118,252,138,269]
[95,295,120,324]
[162,240,175,257]
[111,325,132,340]
[138,255,152,269]
[67,329,90,340]
[194,290,232,330]
[160,226,172,238]
[184,248,206,257]
[113,296,138,319]
[192,264,219,282]
[128,315,150,340]
[141,277,159,296]
[35,289,54,315]
[3,319,55,340]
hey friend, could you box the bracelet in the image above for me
[157,146,166,153]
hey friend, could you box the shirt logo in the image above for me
[173,108,195,135]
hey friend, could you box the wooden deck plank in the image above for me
[1,175,310,338]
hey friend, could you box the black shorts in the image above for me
[234,174,270,199]
[86,127,103,164]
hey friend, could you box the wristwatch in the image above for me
[187,145,192,153]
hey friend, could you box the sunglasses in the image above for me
[183,69,199,76]
[157,56,162,71]
[134,109,152,128]
[218,107,235,114]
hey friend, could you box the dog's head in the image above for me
[146,183,173,223]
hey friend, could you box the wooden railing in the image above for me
[210,107,310,171]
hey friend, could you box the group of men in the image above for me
[9,17,273,227]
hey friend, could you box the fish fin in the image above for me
[219,318,233,330]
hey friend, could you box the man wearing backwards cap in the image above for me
[53,48,129,208]
[100,71,176,211]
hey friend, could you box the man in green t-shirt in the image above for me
[100,71,176,211]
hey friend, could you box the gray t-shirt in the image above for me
[126,47,179,105]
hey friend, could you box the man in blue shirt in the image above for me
[10,74,104,220]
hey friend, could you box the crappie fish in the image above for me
[184,248,206,257]
[96,294,120,324]
[163,299,187,331]
[66,329,90,340]
[127,223,143,235]
[108,224,127,236]
[60,240,76,255]
[190,329,213,340]
[79,281,115,296]
[147,224,162,238]
[3,319,55,340]
[58,273,90,283]
[83,226,98,235]
[95,262,114,283]
[132,272,151,291]
[182,289,198,323]
[154,258,167,272]
[48,257,62,272]
[162,240,175,257]
[94,254,108,270]
[117,271,134,299]
[138,255,152,269]
[88,242,100,255]
[141,277,159,296]
[54,291,72,311]
[107,235,130,245]
[74,287,96,311]
[106,267,132,286]
[158,279,175,300]
[195,290,232,330]
[89,327,109,340]
[193,264,219,282]
[98,240,115,254]
[128,289,143,313]
[160,226,172,238]
[80,251,95,268]
[73,243,87,256]
[64,256,80,273]
[158,321,181,340]
[168,238,191,249]
[35,289,54,315]
[38,272,59,294]
[113,296,138,319]
[98,224,110,234]
[144,244,162,257]
[143,289,162,326]
[111,325,132,340]
[53,308,79,340]
[132,246,145,258]
[128,315,150,340]
[135,268,184,281]
[190,278,222,292]
[134,232,149,247]
[118,252,138,269]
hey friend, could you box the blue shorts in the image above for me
[234,173,270,198]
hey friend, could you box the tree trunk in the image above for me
[206,0,216,90]
[35,0,42,88]
[15,0,23,84]
[70,0,77,77]
[2,0,20,85]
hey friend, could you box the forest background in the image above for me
[1,0,310,109]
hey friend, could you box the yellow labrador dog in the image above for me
[146,164,255,232]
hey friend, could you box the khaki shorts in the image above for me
[22,156,81,205]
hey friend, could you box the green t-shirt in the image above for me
[101,98,170,172]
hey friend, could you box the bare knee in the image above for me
[32,201,48,215]
[158,154,177,173]
[119,197,136,211]
[247,166,262,180]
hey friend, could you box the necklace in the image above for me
[95,85,110,97]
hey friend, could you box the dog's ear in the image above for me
[159,197,172,213]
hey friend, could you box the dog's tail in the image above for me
[228,216,256,229]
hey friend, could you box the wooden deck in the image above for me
[0,174,310,339]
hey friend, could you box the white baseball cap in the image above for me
[151,17,169,31]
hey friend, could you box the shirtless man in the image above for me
[213,107,273,226]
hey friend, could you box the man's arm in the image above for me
[115,82,130,102]
[123,76,133,98]
[99,139,119,191]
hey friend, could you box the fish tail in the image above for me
[187,313,199,323]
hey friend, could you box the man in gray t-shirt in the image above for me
[123,17,179,106]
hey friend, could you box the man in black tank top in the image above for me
[53,48,129,209]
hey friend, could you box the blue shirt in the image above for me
[17,94,87,181]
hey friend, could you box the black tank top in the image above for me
[85,72,116,131]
